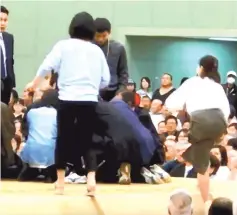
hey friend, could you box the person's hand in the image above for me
[25,82,35,92]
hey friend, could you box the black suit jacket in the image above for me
[2,32,15,87]
[1,102,15,168]
[170,163,197,178]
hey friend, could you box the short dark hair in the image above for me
[165,115,178,125]
[94,18,111,33]
[69,12,95,40]
[121,91,135,107]
[140,77,151,89]
[228,123,237,129]
[227,138,237,150]
[180,77,189,86]
[142,95,151,100]
[212,145,228,166]
[199,55,221,83]
[208,197,233,215]
[209,153,220,175]
[163,73,173,81]
[1,6,9,15]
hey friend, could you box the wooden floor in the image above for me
[0,178,236,215]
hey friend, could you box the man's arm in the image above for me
[117,45,128,88]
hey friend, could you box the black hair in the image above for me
[11,89,19,101]
[69,12,95,40]
[228,123,237,130]
[140,77,151,89]
[209,153,220,176]
[115,87,127,96]
[212,145,228,166]
[142,95,151,100]
[94,18,111,33]
[176,128,189,141]
[208,197,233,215]
[227,138,237,150]
[163,73,173,81]
[180,77,189,86]
[183,119,190,124]
[121,91,135,107]
[41,89,59,109]
[49,71,58,88]
[1,6,9,15]
[164,115,178,125]
[199,55,221,83]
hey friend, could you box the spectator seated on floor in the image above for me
[227,123,237,136]
[157,121,167,135]
[1,102,22,179]
[168,189,193,215]
[176,129,189,143]
[182,120,190,130]
[163,137,176,162]
[12,98,25,121]
[169,144,197,178]
[208,197,233,215]
[208,154,221,178]
[149,99,164,128]
[162,142,188,173]
[18,89,58,182]
[163,115,179,138]
[226,137,237,151]
[210,145,230,180]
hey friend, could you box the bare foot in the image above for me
[55,183,64,195]
[86,172,96,197]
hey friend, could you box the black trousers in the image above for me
[1,78,12,104]
[55,100,98,171]
[182,108,227,175]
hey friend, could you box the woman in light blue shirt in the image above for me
[25,12,110,196]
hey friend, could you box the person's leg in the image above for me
[55,101,76,194]
[183,109,226,203]
[75,102,98,196]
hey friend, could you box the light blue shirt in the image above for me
[36,39,110,101]
[20,107,57,167]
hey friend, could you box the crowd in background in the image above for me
[2,70,237,214]
[1,6,237,215]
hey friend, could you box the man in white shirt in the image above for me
[25,12,110,197]
[165,55,229,203]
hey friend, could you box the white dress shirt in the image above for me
[165,76,230,121]
[0,33,7,76]
[36,39,110,102]
[184,165,193,178]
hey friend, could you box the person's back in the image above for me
[179,76,230,121]
[39,38,110,102]
[20,107,57,168]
